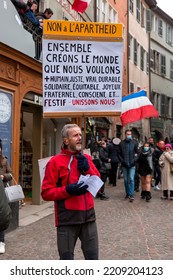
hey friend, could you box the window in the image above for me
[146,9,152,32]
[152,92,160,114]
[167,97,171,117]
[160,94,166,116]
[97,0,102,22]
[129,0,134,13]
[170,60,173,80]
[141,3,145,27]
[158,19,163,37]
[152,50,160,74]
[146,52,149,74]
[134,38,138,65]
[108,6,117,23]
[166,24,172,45]
[128,34,133,59]
[150,49,154,70]
[160,54,166,76]
[101,0,106,22]
[140,46,144,71]
[136,0,141,23]
[129,82,134,93]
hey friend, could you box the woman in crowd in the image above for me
[152,140,165,190]
[159,143,173,200]
[137,142,153,202]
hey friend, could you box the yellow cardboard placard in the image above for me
[44,20,123,38]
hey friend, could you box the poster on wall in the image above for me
[0,91,13,164]
[42,20,123,117]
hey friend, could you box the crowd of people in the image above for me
[91,130,173,204]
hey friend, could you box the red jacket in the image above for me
[41,148,100,226]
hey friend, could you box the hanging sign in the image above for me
[43,20,124,117]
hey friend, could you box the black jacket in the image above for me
[138,150,153,176]
[119,139,139,167]
[98,146,109,174]
[107,143,120,163]
[153,146,163,166]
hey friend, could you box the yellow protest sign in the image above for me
[44,20,123,39]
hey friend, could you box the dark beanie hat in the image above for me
[0,139,2,149]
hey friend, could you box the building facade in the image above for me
[150,7,173,141]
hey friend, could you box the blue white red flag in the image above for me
[72,0,91,13]
[120,90,159,126]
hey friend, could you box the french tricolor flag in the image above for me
[72,0,91,13]
[120,90,159,126]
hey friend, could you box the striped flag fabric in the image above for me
[120,90,159,126]
[72,0,91,13]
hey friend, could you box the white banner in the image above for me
[43,40,123,114]
[1,260,172,280]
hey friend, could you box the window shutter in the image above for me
[146,9,152,32]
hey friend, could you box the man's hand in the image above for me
[77,154,90,172]
[66,182,88,196]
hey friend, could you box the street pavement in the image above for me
[1,178,173,260]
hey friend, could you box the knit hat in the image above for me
[112,137,121,145]
[0,139,2,150]
[165,143,172,150]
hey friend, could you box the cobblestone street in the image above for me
[1,178,173,260]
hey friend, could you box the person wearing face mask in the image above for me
[137,143,153,202]
[152,140,165,190]
[159,143,173,200]
[119,130,139,202]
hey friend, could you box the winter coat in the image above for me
[0,155,13,186]
[119,139,139,167]
[41,148,100,226]
[137,149,153,176]
[98,146,110,174]
[153,146,163,166]
[92,149,101,171]
[24,9,40,27]
[159,151,173,191]
[107,143,120,163]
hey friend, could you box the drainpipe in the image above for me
[148,30,151,135]
[127,0,129,96]
[94,0,97,22]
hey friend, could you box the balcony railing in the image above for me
[19,13,43,61]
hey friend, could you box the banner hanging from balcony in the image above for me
[42,20,123,118]
[120,90,159,126]
[72,0,91,13]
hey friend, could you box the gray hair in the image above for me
[61,124,80,138]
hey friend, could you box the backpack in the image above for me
[0,179,12,231]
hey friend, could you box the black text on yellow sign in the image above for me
[44,20,123,38]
